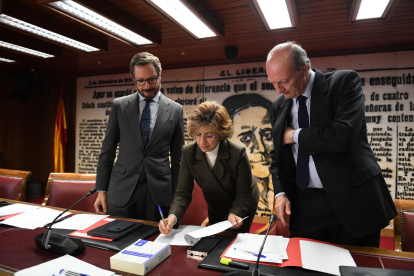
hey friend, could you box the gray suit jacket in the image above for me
[270,69,396,238]
[169,139,260,224]
[96,92,184,207]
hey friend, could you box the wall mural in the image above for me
[76,51,414,219]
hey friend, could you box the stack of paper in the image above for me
[224,233,289,264]
[110,239,171,275]
[14,254,116,276]
[1,207,71,229]
[223,234,357,276]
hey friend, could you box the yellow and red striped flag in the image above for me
[53,88,67,172]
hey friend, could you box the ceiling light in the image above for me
[252,0,296,30]
[0,57,15,63]
[0,41,54,58]
[356,0,391,20]
[47,0,152,46]
[145,0,217,39]
[0,14,99,52]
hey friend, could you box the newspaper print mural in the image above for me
[76,51,414,220]
[222,94,275,216]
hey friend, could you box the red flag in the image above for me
[53,88,67,172]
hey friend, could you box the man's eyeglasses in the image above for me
[192,133,218,139]
[134,75,159,86]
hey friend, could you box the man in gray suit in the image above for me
[94,52,185,221]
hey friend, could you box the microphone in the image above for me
[221,214,276,276]
[34,188,97,255]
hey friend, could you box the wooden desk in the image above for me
[1,199,414,276]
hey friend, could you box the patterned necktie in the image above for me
[296,95,309,191]
[139,99,151,182]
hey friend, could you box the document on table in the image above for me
[154,225,205,246]
[1,207,71,229]
[224,233,289,264]
[14,254,116,276]
[243,233,287,257]
[51,214,109,230]
[184,217,248,245]
[300,240,356,276]
[0,203,39,216]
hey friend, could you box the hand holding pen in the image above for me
[157,206,175,235]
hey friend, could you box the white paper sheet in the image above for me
[14,254,114,276]
[224,233,289,264]
[300,240,356,276]
[242,233,286,255]
[184,217,248,245]
[154,225,205,246]
[51,214,109,230]
[1,207,71,229]
[0,203,39,216]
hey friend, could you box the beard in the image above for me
[136,82,161,100]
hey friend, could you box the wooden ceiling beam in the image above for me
[0,27,63,57]
[0,0,108,52]
[0,48,39,63]
[182,0,225,37]
[36,0,162,46]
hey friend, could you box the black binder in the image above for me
[50,224,159,251]
[86,220,143,240]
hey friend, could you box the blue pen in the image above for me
[234,248,266,258]
[59,269,90,276]
[158,205,167,228]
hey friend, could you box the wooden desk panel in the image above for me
[1,199,414,275]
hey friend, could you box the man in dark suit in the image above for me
[94,52,184,221]
[267,41,396,247]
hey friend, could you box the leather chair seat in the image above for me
[402,211,414,253]
[47,180,97,213]
[0,175,21,200]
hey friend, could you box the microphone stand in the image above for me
[222,214,276,276]
[35,188,97,255]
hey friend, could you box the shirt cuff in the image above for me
[275,192,286,198]
[293,128,301,144]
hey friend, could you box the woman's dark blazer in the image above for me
[169,139,260,224]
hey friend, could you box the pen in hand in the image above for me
[158,205,167,229]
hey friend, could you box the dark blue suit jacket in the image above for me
[270,69,397,238]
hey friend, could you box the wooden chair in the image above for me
[393,198,414,252]
[42,173,97,213]
[0,168,32,201]
[180,181,209,226]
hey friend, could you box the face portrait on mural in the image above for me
[222,94,274,214]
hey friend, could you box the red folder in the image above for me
[220,237,343,268]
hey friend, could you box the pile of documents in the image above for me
[224,233,288,264]
[14,254,116,276]
[110,239,171,275]
[222,233,357,276]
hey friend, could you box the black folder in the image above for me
[339,266,414,276]
[51,224,159,251]
[86,220,143,240]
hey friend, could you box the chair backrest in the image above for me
[394,198,414,252]
[253,199,290,237]
[0,168,32,201]
[42,173,97,213]
[179,181,209,226]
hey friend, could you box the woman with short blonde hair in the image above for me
[159,101,259,234]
